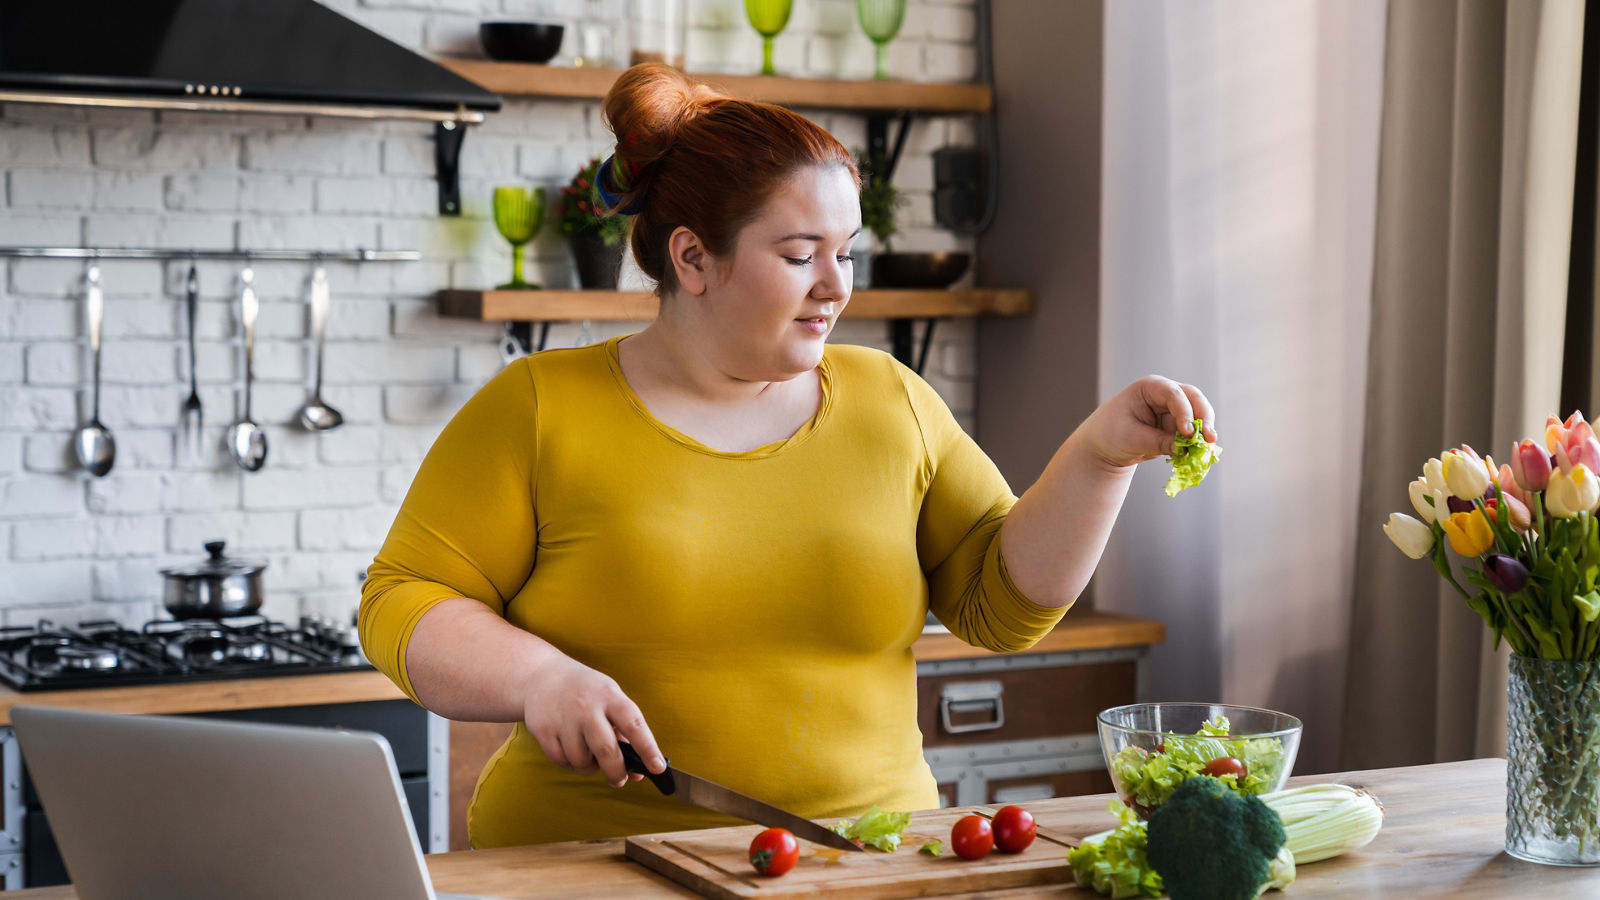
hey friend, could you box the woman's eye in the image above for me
[784,256,812,266]
[838,255,855,264]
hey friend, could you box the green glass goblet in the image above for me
[493,186,546,290]
[745,0,792,76]
[857,0,906,81]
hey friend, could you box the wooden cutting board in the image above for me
[623,806,1082,899]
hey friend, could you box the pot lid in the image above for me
[160,540,267,578]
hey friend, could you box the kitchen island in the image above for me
[11,758,1595,898]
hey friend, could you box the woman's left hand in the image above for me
[1078,375,1218,470]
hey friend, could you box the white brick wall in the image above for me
[0,0,981,627]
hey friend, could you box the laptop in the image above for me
[12,705,502,900]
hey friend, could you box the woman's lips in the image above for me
[795,316,830,335]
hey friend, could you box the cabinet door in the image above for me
[449,721,515,851]
[985,770,1110,805]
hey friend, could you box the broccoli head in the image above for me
[1146,775,1295,900]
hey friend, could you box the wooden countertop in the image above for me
[0,611,1161,725]
[12,759,1585,899]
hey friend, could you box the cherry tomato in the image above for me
[951,813,994,860]
[1153,741,1166,754]
[991,805,1037,853]
[748,827,799,877]
[1202,756,1247,779]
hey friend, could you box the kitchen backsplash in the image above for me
[0,0,982,627]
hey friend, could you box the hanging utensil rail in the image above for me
[0,247,420,262]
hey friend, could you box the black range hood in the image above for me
[0,0,502,214]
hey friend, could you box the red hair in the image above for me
[601,64,860,296]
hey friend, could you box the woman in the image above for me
[359,63,1217,848]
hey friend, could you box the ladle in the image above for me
[72,263,116,477]
[296,265,343,431]
[225,266,268,472]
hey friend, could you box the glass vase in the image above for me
[1505,654,1600,865]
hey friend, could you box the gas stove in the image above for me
[0,615,370,691]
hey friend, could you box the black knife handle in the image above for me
[619,741,676,796]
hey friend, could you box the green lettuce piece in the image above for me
[829,806,912,852]
[918,840,943,856]
[1066,800,1163,898]
[1163,418,1222,497]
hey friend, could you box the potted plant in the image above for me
[556,156,631,289]
[858,150,904,255]
[858,150,969,289]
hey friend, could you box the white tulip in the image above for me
[1383,512,1435,559]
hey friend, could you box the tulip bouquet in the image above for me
[1382,413,1600,661]
[1383,412,1600,863]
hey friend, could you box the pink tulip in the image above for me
[1512,439,1552,491]
[1497,463,1531,505]
[1572,437,1600,473]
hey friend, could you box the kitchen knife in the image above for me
[619,743,865,852]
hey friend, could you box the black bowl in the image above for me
[479,22,565,64]
[870,251,972,289]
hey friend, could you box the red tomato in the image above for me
[951,814,994,860]
[991,805,1037,853]
[1202,756,1247,779]
[748,828,799,877]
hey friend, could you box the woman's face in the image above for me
[695,164,861,382]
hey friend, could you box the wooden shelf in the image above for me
[436,288,1033,322]
[437,59,992,114]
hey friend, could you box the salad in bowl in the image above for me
[1097,702,1302,818]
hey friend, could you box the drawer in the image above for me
[917,661,1136,747]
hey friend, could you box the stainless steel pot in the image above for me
[159,541,267,619]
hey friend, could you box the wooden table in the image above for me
[16,757,1591,898]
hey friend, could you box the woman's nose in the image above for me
[812,258,851,301]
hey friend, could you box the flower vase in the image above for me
[1505,653,1600,865]
[568,232,625,289]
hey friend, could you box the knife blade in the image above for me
[619,743,865,852]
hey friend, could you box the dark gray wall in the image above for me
[977,2,1103,499]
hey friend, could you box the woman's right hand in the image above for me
[520,652,667,788]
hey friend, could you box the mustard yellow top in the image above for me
[358,336,1068,847]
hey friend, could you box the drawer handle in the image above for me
[939,680,1005,734]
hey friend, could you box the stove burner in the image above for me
[0,615,372,691]
[57,646,120,671]
[180,630,272,666]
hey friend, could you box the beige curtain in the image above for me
[1342,0,1586,769]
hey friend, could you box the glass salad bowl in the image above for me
[1097,702,1303,818]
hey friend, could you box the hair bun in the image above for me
[602,63,729,177]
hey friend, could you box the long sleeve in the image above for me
[901,363,1069,651]
[357,360,541,703]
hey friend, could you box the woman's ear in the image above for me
[668,226,711,296]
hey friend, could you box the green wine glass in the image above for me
[493,185,545,290]
[745,0,792,76]
[857,0,906,81]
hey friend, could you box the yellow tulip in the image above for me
[1383,512,1435,559]
[1546,464,1600,518]
[1440,510,1495,557]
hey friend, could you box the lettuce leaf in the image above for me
[1066,800,1163,898]
[919,840,943,856]
[1163,418,1222,497]
[829,806,912,852]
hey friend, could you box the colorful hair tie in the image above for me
[596,153,645,215]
